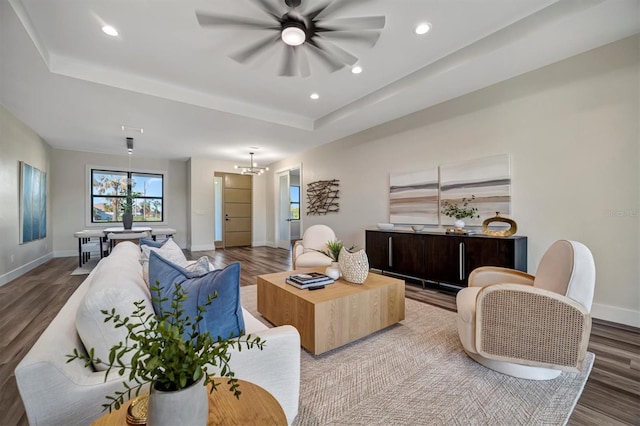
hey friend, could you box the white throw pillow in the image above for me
[76,246,151,371]
[140,238,188,285]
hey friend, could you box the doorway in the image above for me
[276,167,301,250]
[214,172,253,248]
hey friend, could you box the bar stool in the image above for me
[150,227,177,242]
[73,230,109,268]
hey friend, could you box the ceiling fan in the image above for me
[196,0,385,77]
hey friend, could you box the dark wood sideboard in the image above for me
[365,229,527,288]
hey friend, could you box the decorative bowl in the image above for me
[411,225,425,232]
[377,223,394,231]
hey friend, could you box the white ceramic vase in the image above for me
[325,262,341,280]
[338,247,369,284]
[454,219,465,229]
[147,376,208,426]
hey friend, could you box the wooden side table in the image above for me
[92,379,287,426]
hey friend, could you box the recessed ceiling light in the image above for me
[351,65,363,74]
[415,23,431,35]
[310,93,319,100]
[102,25,119,37]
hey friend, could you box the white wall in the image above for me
[187,157,268,251]
[265,35,640,327]
[51,149,188,254]
[0,104,53,285]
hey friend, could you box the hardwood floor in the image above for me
[0,247,638,425]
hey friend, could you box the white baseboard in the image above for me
[190,244,215,251]
[251,240,270,247]
[0,252,54,287]
[54,250,76,258]
[591,303,640,328]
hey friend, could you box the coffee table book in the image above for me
[286,276,334,289]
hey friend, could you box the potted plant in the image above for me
[120,191,139,230]
[67,284,264,425]
[315,240,355,280]
[441,195,480,229]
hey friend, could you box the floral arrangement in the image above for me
[441,195,480,220]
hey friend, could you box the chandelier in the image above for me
[234,152,269,175]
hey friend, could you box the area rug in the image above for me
[70,257,100,275]
[239,285,594,426]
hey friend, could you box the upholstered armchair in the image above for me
[292,225,336,269]
[456,240,595,380]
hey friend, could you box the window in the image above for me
[91,169,164,223]
[290,185,300,220]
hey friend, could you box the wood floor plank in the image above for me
[0,248,638,426]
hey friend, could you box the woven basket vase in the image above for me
[338,247,369,284]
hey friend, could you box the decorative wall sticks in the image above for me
[307,179,340,215]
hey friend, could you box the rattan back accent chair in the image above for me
[456,240,595,380]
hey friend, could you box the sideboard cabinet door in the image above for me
[365,230,390,270]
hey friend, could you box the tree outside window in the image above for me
[91,169,164,223]
[290,185,300,220]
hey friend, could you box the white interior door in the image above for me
[277,172,291,249]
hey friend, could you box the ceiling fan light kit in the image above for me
[196,0,385,77]
[281,22,306,46]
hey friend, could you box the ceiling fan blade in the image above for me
[318,16,386,31]
[280,46,297,77]
[230,34,281,64]
[315,30,381,46]
[252,0,284,20]
[305,41,344,73]
[196,12,276,30]
[298,47,311,78]
[314,0,370,20]
[303,1,332,21]
[313,37,358,66]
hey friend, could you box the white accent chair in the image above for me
[456,240,595,380]
[292,225,336,269]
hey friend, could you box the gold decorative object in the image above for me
[306,179,340,215]
[126,394,149,425]
[482,212,517,237]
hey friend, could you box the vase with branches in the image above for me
[441,195,480,229]
[67,283,264,424]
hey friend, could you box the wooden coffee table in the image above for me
[257,269,405,355]
[91,379,286,425]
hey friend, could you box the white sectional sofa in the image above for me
[15,242,300,425]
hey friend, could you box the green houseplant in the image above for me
[120,190,140,230]
[441,195,480,229]
[67,284,264,423]
[314,240,356,262]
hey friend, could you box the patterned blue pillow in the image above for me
[148,251,245,340]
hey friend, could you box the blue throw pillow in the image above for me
[140,237,164,248]
[148,251,245,340]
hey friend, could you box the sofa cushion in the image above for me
[148,251,245,340]
[75,242,151,371]
[140,237,188,284]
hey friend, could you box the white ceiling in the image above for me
[1,0,638,165]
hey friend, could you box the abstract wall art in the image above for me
[307,179,340,215]
[439,154,511,227]
[19,161,47,243]
[389,168,439,225]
